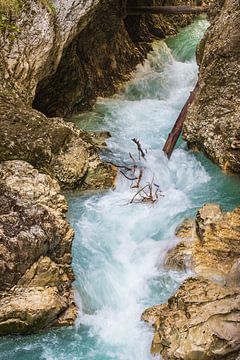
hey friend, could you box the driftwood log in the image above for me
[127,5,211,15]
[162,82,199,159]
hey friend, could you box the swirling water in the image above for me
[1,19,240,360]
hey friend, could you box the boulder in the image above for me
[142,276,240,360]
[165,204,240,282]
[0,161,77,334]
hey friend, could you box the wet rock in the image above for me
[33,0,197,117]
[142,276,240,360]
[165,204,240,282]
[183,0,240,173]
[0,95,116,189]
[0,286,68,335]
[226,259,240,288]
[0,161,77,335]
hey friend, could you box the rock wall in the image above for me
[143,204,240,360]
[142,276,240,360]
[183,0,240,173]
[0,0,119,190]
[0,161,76,334]
[33,0,196,117]
[165,204,240,282]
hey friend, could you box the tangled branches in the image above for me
[109,138,164,204]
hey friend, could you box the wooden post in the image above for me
[127,5,211,15]
[162,82,199,159]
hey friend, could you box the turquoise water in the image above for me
[1,19,240,360]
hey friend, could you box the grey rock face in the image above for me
[183,0,240,173]
[0,161,76,335]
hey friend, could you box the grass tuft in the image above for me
[0,0,20,14]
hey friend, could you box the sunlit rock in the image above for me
[142,276,240,360]
[0,161,77,334]
[165,204,240,282]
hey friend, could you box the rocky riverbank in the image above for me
[0,161,76,334]
[143,204,240,359]
[183,0,240,173]
[0,0,198,335]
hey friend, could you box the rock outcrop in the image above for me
[165,204,240,282]
[183,0,240,173]
[142,276,240,360]
[143,204,240,359]
[0,161,76,334]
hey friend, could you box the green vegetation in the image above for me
[0,0,20,33]
[0,0,55,33]
[0,0,20,14]
[41,0,56,14]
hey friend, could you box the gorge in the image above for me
[0,0,239,359]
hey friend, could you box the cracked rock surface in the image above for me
[0,161,76,335]
[183,0,240,173]
[143,204,240,359]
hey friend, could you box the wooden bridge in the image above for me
[126,4,211,15]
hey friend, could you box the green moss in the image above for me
[40,0,56,14]
[0,0,20,14]
[0,0,56,33]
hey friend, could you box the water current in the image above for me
[1,18,240,360]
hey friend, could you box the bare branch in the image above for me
[132,138,146,160]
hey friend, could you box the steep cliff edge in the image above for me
[183,0,240,173]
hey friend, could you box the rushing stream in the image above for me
[1,19,240,360]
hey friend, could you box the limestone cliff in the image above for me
[183,0,240,173]
[165,204,240,282]
[0,0,119,190]
[142,276,240,360]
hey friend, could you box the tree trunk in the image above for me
[127,5,211,15]
[162,82,199,159]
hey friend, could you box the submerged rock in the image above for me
[142,276,240,360]
[0,161,76,335]
[183,0,240,173]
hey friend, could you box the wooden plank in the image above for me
[162,82,199,159]
[127,5,210,15]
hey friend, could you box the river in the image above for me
[1,18,240,360]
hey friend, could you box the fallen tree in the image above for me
[127,5,211,15]
[163,82,199,159]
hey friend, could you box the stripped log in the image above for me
[163,82,199,159]
[127,5,211,15]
